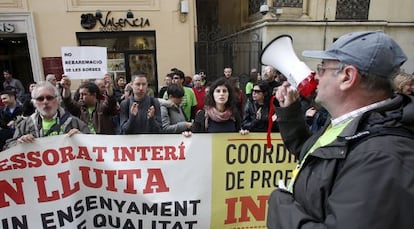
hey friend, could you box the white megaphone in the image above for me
[260,35,317,98]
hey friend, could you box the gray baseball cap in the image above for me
[302,31,407,77]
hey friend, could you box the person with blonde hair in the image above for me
[393,72,414,95]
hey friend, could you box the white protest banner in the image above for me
[61,46,107,79]
[0,133,295,228]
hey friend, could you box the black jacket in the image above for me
[120,96,161,134]
[242,100,279,132]
[192,109,241,133]
[268,94,414,229]
[0,104,23,128]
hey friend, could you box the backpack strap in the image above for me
[60,115,73,133]
[42,111,71,136]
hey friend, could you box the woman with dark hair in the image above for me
[242,80,278,132]
[159,84,193,133]
[192,78,248,134]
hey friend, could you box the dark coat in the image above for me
[63,94,117,134]
[0,103,23,129]
[192,109,241,133]
[267,94,414,229]
[242,100,278,132]
[119,96,161,134]
[0,103,23,149]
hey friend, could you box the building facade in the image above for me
[0,0,413,94]
[0,0,197,95]
[196,0,414,85]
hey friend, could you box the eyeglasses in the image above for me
[252,89,263,93]
[173,77,181,80]
[316,64,342,75]
[35,95,57,102]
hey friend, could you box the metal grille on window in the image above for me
[273,0,303,8]
[248,0,262,16]
[336,0,370,20]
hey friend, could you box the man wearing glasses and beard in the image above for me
[4,81,89,150]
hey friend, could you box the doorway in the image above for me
[0,33,33,91]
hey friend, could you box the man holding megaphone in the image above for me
[265,31,414,228]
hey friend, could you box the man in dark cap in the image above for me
[268,31,414,228]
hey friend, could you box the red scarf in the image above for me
[205,107,233,129]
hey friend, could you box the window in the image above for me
[77,31,156,52]
[336,0,370,20]
[273,0,303,8]
[77,31,159,95]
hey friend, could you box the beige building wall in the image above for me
[217,0,414,74]
[0,0,197,90]
[1,0,413,87]
[304,0,414,21]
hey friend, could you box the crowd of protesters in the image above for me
[1,65,413,151]
[2,31,413,229]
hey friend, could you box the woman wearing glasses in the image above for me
[242,80,278,132]
[4,81,89,150]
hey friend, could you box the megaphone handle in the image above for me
[298,72,317,99]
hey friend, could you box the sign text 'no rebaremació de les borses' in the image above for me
[61,46,108,79]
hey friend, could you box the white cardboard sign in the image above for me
[61,46,107,79]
